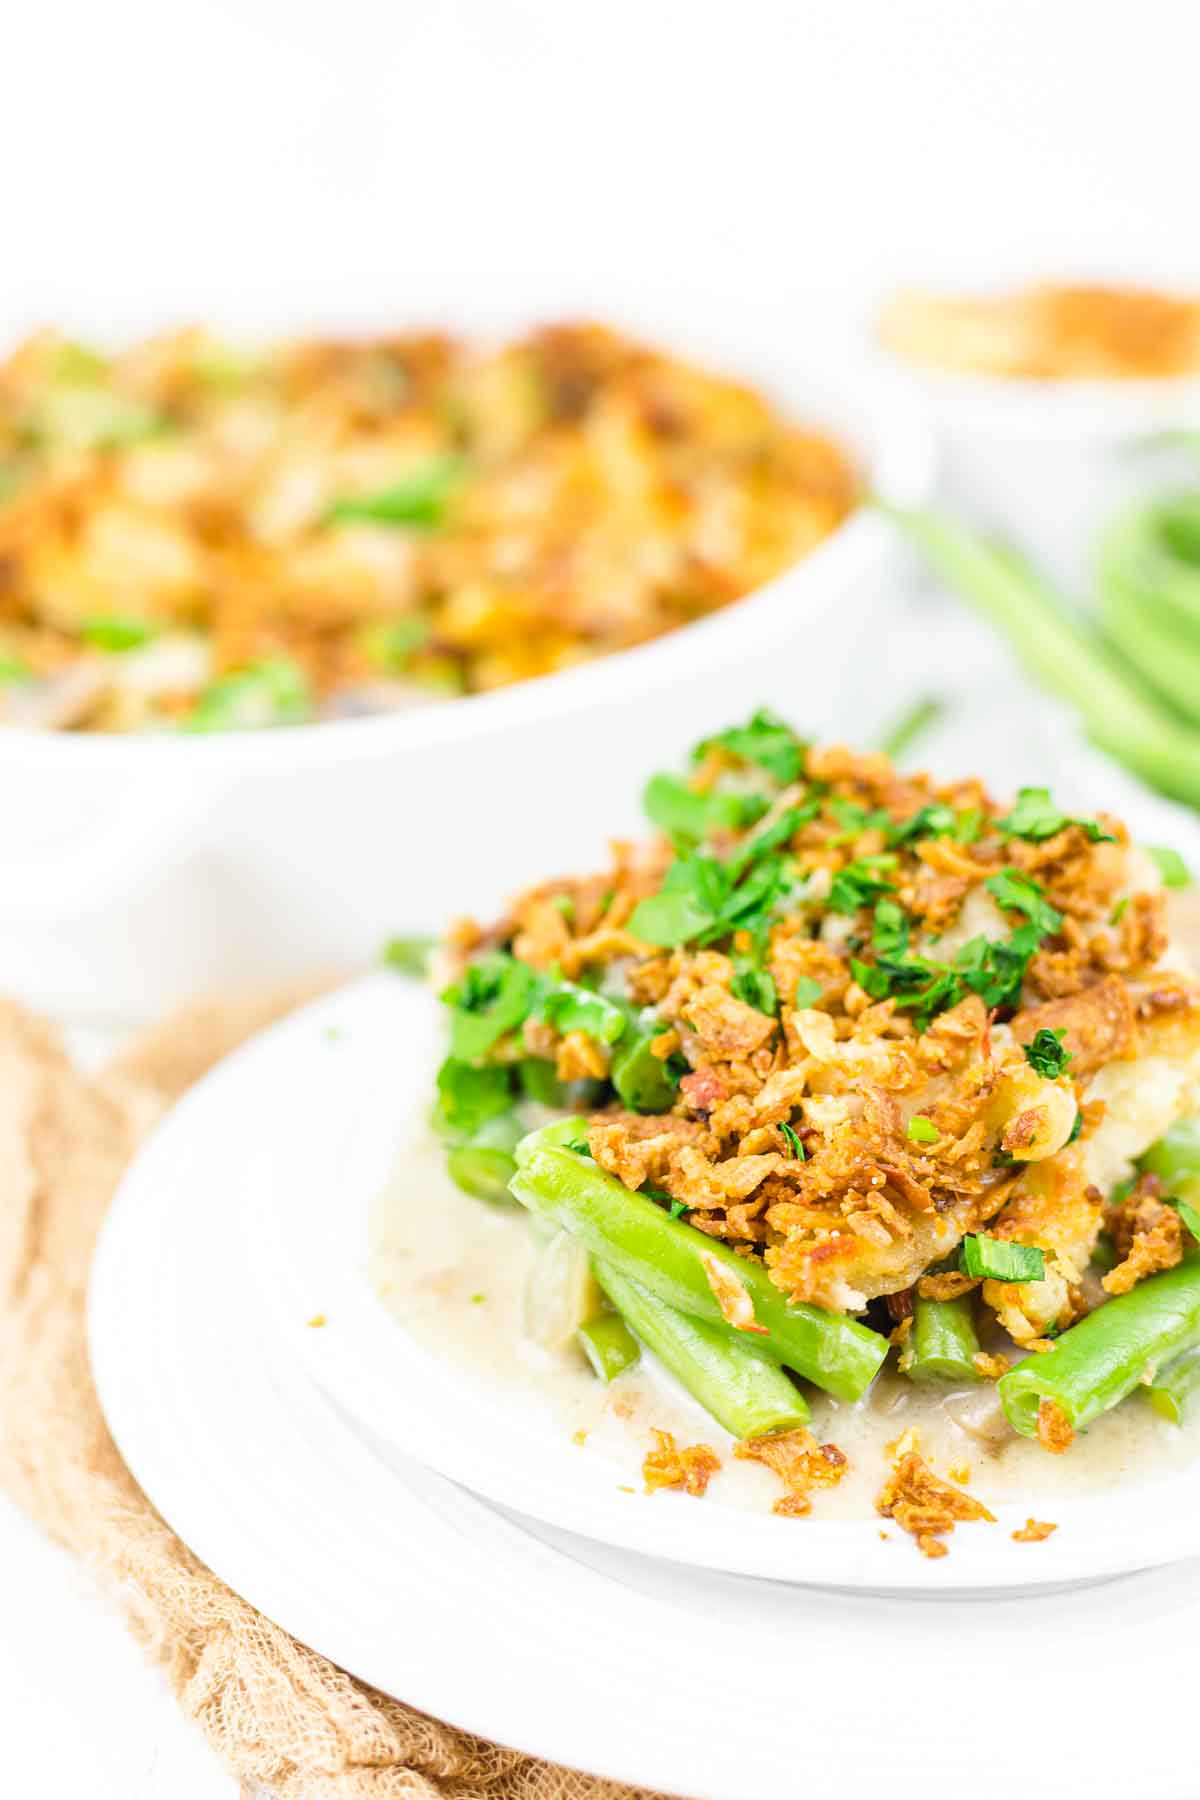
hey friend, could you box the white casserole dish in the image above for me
[0,324,933,1019]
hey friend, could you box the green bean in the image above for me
[998,1255,1200,1437]
[576,1309,641,1383]
[904,1295,981,1384]
[445,1144,518,1206]
[610,1030,679,1113]
[510,1122,888,1399]
[886,505,1200,810]
[595,1261,809,1436]
[1097,506,1200,725]
[1090,1233,1118,1273]
[1143,1344,1200,1425]
[518,1057,571,1107]
[1138,1116,1200,1190]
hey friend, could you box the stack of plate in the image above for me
[90,958,1200,1800]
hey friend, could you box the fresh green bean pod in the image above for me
[610,1031,679,1112]
[1144,1344,1200,1425]
[595,1262,810,1437]
[446,1144,519,1205]
[886,505,1200,810]
[904,1295,981,1384]
[998,1255,1200,1437]
[576,1311,641,1383]
[518,1057,570,1107]
[1138,1116,1200,1189]
[510,1122,888,1400]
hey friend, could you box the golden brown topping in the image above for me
[681,985,778,1059]
[449,716,1200,1340]
[1012,1518,1058,1543]
[1012,975,1136,1079]
[555,1030,609,1083]
[1035,1398,1075,1455]
[1102,1172,1186,1296]
[699,1252,768,1333]
[916,1272,980,1302]
[972,1351,1012,1381]
[735,1427,848,1516]
[879,283,1200,381]
[876,1434,995,1556]
[641,1429,721,1498]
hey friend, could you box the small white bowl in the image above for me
[873,339,1200,592]
[0,319,933,1019]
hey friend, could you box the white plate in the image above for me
[108,968,1200,1591]
[85,1028,1200,1800]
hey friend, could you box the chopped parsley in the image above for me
[441,952,629,1062]
[627,809,802,948]
[692,707,808,786]
[998,786,1114,845]
[611,1031,684,1113]
[779,1121,805,1159]
[360,615,431,672]
[959,1235,1046,1283]
[626,851,732,946]
[1022,1027,1072,1079]
[851,892,1056,1025]
[726,800,816,878]
[433,1058,513,1138]
[537,979,628,1046]
[642,772,768,843]
[985,867,1063,938]
[793,975,823,1010]
[830,796,891,840]
[325,456,462,529]
[731,957,778,1016]
[81,614,157,653]
[1165,1196,1200,1245]
[667,1197,690,1219]
[1147,845,1191,890]
[827,855,898,915]
[442,952,541,1063]
[872,897,910,957]
[906,1115,939,1145]
[885,802,956,845]
[382,934,436,978]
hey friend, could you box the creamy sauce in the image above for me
[371,1131,1200,1520]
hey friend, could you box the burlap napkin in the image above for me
[0,989,660,1800]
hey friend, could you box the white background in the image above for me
[3,1,1200,1794]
